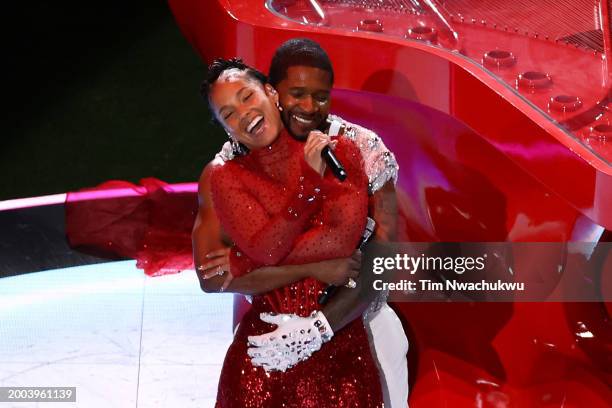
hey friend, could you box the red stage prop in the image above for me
[70,1,611,405]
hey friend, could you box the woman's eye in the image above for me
[244,92,252,101]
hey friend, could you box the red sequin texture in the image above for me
[210,131,382,407]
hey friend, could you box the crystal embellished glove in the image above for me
[246,311,334,372]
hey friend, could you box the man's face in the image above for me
[275,65,332,140]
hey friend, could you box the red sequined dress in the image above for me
[209,129,383,407]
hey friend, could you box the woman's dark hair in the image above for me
[268,38,334,87]
[200,57,267,101]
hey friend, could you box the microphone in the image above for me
[321,146,347,181]
[318,217,376,305]
[323,118,347,181]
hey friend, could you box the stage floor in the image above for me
[0,261,232,407]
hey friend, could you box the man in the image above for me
[193,38,408,407]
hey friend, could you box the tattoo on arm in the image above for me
[371,182,398,242]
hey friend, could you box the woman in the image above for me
[203,57,383,407]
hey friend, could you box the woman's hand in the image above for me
[198,248,234,291]
[311,251,361,286]
[303,130,337,176]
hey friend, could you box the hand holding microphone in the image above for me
[303,118,347,181]
[323,117,347,181]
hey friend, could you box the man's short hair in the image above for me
[200,57,267,123]
[268,38,334,87]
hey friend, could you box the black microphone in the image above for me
[318,217,376,305]
[322,146,347,181]
[323,117,347,181]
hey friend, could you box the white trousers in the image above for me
[365,303,409,408]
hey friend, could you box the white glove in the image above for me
[247,311,334,372]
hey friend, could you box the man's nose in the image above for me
[300,96,316,113]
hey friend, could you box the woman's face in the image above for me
[209,69,282,150]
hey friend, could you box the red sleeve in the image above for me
[210,158,325,276]
[282,137,369,265]
[228,247,257,277]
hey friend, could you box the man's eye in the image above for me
[244,92,252,101]
[223,112,233,120]
[315,94,329,103]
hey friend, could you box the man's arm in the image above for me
[245,181,398,371]
[192,160,230,293]
[321,181,397,331]
[318,121,399,331]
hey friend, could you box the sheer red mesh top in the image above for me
[209,129,368,315]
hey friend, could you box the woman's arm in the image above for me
[282,138,369,265]
[194,160,317,292]
[200,135,369,295]
[195,161,360,294]
[222,138,368,278]
[210,157,324,269]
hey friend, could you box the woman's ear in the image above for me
[264,83,279,105]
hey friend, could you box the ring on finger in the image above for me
[345,277,357,289]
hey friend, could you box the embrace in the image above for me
[193,38,409,407]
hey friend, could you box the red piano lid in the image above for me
[179,0,612,175]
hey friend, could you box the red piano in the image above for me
[168,1,612,406]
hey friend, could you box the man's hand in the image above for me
[311,251,361,286]
[246,311,334,372]
[197,248,234,291]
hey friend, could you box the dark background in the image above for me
[3,0,225,200]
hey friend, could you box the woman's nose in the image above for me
[236,104,250,119]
